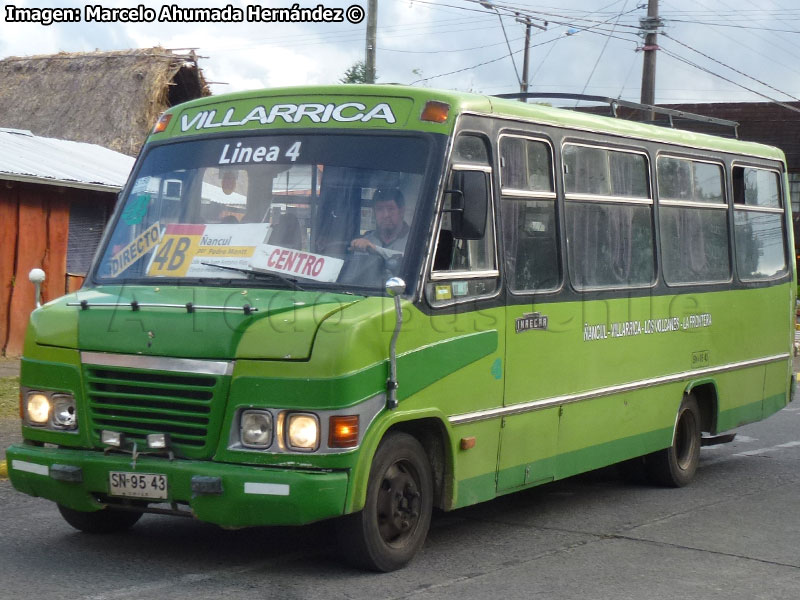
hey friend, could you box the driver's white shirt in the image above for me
[363,222,410,260]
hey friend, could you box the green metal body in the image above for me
[7,85,795,527]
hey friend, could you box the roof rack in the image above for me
[493,93,740,139]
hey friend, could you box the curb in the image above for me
[0,460,7,479]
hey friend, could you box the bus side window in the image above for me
[563,143,654,289]
[732,165,787,280]
[499,135,559,292]
[657,156,730,285]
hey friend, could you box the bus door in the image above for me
[427,131,506,507]
[495,134,561,492]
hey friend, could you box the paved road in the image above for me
[1,403,799,599]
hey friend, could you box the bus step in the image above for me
[701,433,737,447]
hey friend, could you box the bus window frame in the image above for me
[498,133,558,199]
[730,160,790,283]
[655,152,733,287]
[429,163,500,283]
[425,128,502,308]
[561,139,658,292]
[497,132,563,295]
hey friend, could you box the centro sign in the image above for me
[180,102,397,131]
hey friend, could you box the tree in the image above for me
[340,60,373,84]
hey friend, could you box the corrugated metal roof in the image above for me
[0,128,134,191]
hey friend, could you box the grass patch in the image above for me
[0,377,19,418]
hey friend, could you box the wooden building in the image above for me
[0,47,210,356]
[0,129,134,356]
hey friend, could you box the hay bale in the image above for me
[0,47,209,156]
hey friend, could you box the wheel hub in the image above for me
[377,461,422,545]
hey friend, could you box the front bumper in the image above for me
[6,444,348,528]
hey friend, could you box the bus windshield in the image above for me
[94,133,432,292]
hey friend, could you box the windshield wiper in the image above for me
[200,262,305,290]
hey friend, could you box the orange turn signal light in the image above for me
[152,113,173,134]
[420,101,450,123]
[329,415,359,448]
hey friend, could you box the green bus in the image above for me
[7,85,795,571]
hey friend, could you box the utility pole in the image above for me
[365,0,377,84]
[518,17,532,96]
[639,0,662,118]
[516,14,546,101]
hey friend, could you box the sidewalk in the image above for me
[0,358,20,378]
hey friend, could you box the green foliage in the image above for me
[0,377,19,418]
[340,60,373,84]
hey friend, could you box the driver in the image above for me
[349,187,410,259]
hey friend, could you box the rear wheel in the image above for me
[645,395,702,487]
[336,432,433,572]
[57,504,142,533]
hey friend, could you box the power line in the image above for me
[659,45,800,114]
[408,36,558,85]
[406,19,641,86]
[578,0,630,98]
[404,0,639,87]
[665,18,800,32]
[665,0,800,60]
[617,50,641,99]
[661,32,800,102]
[497,12,522,86]
[209,19,511,54]
[530,0,630,83]
[378,36,524,54]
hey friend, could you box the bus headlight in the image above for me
[286,413,319,451]
[52,394,77,430]
[240,410,273,448]
[25,393,51,426]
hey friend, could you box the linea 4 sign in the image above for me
[180,102,397,132]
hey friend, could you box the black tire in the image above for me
[57,504,142,534]
[645,395,702,487]
[336,432,433,572]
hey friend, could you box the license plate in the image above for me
[109,472,168,499]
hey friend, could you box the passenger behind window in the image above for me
[268,210,303,250]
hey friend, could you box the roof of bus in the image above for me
[158,84,786,163]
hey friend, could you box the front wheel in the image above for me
[57,504,142,533]
[336,432,433,572]
[645,395,702,487]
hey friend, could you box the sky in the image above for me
[2,0,800,106]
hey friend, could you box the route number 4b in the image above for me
[148,235,196,276]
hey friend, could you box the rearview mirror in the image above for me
[445,170,488,240]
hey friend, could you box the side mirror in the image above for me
[385,277,406,297]
[29,268,46,309]
[446,170,488,240]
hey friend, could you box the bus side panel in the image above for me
[449,419,504,509]
[554,386,677,480]
[393,371,503,511]
[495,408,559,492]
[714,283,793,430]
[762,360,790,419]
[713,366,767,432]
